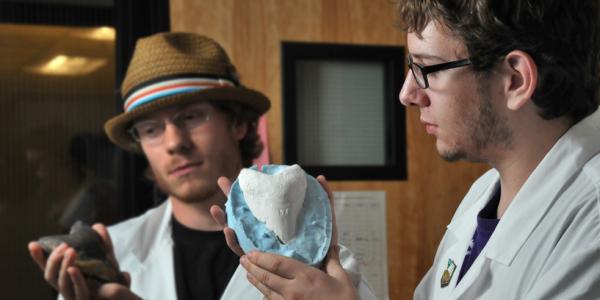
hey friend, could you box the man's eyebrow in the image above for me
[410,53,445,62]
[133,117,156,124]
[182,102,211,109]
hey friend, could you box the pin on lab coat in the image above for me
[414,108,600,299]
[106,199,377,300]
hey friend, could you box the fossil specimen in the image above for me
[226,164,332,266]
[38,221,124,284]
[239,164,307,243]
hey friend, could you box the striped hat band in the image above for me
[124,77,236,112]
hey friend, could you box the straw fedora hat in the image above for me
[104,32,270,151]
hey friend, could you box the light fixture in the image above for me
[81,26,115,41]
[26,55,107,76]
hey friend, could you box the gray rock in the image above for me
[38,221,124,284]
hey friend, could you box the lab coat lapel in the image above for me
[135,238,177,299]
[220,266,262,299]
[433,237,469,299]
[129,200,178,300]
[442,180,498,298]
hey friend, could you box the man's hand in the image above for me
[240,248,359,300]
[214,174,359,299]
[28,223,141,300]
[65,265,140,300]
[242,176,358,299]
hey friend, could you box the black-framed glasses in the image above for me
[407,56,472,89]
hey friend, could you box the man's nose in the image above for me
[163,122,192,154]
[399,72,430,107]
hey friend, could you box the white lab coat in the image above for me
[107,200,377,300]
[414,108,600,299]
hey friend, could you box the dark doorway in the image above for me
[0,1,169,298]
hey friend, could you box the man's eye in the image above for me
[181,110,208,122]
[137,124,159,136]
[142,127,156,134]
[182,111,200,120]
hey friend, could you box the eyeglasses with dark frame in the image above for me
[407,55,472,89]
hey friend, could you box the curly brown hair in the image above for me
[396,0,600,123]
[211,100,264,167]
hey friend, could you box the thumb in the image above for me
[92,223,114,255]
[324,244,346,279]
[325,245,362,289]
[217,176,233,196]
[122,271,132,287]
[97,280,142,300]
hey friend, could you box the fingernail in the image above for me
[240,255,246,264]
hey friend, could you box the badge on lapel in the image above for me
[440,258,457,288]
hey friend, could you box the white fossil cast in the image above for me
[239,164,307,244]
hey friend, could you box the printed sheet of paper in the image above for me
[334,191,388,300]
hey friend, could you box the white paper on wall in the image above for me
[334,191,389,300]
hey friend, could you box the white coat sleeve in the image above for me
[339,245,378,300]
[525,242,600,299]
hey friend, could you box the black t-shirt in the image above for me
[171,216,239,300]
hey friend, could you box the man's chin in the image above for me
[440,151,464,162]
[437,141,469,162]
[175,189,212,203]
[438,148,484,163]
[436,141,462,162]
[162,180,218,203]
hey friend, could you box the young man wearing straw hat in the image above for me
[28,32,375,300]
[28,32,268,300]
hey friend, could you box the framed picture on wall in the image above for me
[282,41,407,180]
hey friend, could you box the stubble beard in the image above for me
[440,77,513,163]
[152,167,220,204]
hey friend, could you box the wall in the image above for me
[170,1,489,299]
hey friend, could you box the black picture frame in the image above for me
[282,41,407,180]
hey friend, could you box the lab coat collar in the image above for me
[115,199,177,300]
[130,199,174,263]
[485,108,600,266]
[446,172,500,244]
[446,108,600,298]
[444,175,499,293]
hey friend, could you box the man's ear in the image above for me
[233,120,248,141]
[502,50,538,111]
